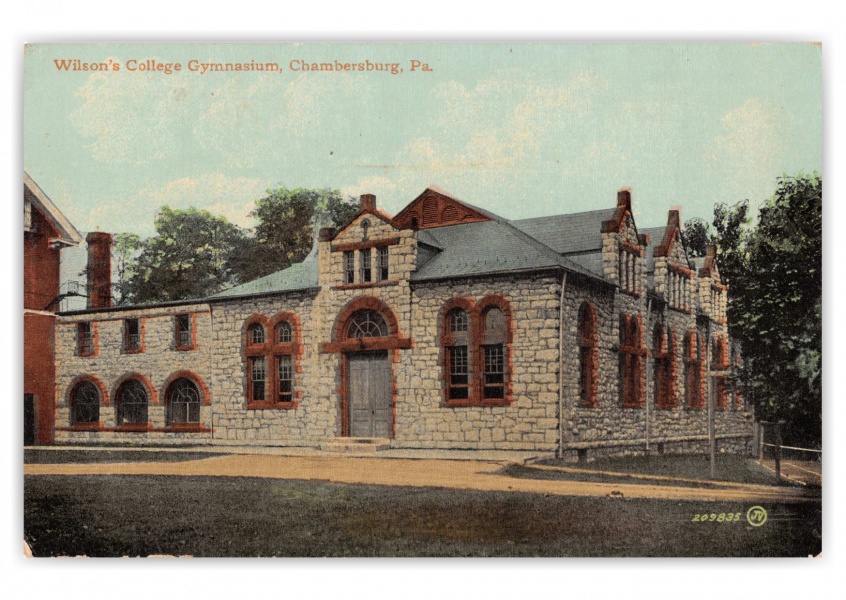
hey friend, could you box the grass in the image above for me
[24,475,821,557]
[24,449,230,464]
[531,454,787,487]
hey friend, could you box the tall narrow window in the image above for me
[77,322,94,356]
[377,246,389,281]
[124,318,141,352]
[175,314,193,350]
[343,251,355,284]
[445,308,470,401]
[685,331,704,409]
[578,302,598,408]
[654,324,677,409]
[250,356,266,402]
[482,307,507,399]
[620,314,644,407]
[277,355,294,403]
[359,248,372,283]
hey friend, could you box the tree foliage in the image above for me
[117,186,358,304]
[686,176,821,446]
[125,207,247,304]
[731,175,821,446]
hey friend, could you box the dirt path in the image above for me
[25,454,820,504]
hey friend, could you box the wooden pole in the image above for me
[774,422,783,482]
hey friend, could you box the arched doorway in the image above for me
[321,298,412,439]
[345,310,392,438]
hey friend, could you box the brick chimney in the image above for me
[360,194,376,212]
[86,232,113,309]
[617,188,632,209]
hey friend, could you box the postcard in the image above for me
[23,42,822,558]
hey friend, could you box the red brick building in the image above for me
[24,172,83,445]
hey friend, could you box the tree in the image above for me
[112,232,142,306]
[126,206,247,304]
[681,217,711,258]
[241,187,358,281]
[731,175,821,446]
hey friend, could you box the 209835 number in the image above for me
[691,512,742,523]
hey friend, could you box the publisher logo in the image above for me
[746,506,768,527]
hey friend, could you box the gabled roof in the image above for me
[393,185,498,230]
[411,219,600,282]
[24,172,83,247]
[511,208,616,255]
[208,256,319,300]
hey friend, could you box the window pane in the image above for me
[483,344,505,398]
[167,378,201,424]
[359,249,372,283]
[250,324,265,344]
[377,246,389,281]
[277,321,292,343]
[347,310,388,338]
[71,381,100,423]
[251,357,266,401]
[344,251,355,284]
[117,380,148,425]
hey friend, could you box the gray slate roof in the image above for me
[209,256,319,300]
[640,226,667,274]
[511,208,616,255]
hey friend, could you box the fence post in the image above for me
[774,422,783,482]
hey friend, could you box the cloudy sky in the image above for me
[24,43,821,237]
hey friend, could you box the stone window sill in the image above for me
[247,401,299,410]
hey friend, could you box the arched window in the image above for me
[245,314,302,409]
[714,336,729,410]
[71,381,100,424]
[116,379,149,425]
[166,378,201,425]
[619,314,644,408]
[654,324,677,409]
[248,323,265,345]
[685,331,704,409]
[444,307,471,400]
[347,310,389,339]
[276,321,292,343]
[481,307,507,399]
[578,302,598,408]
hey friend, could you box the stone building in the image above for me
[53,186,754,458]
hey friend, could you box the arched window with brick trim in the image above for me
[684,330,704,409]
[713,336,729,410]
[244,314,303,409]
[620,314,645,408]
[481,306,507,400]
[654,324,678,409]
[443,305,472,402]
[70,380,101,425]
[578,302,598,408]
[166,377,202,425]
[115,378,149,426]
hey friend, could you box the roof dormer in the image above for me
[393,186,494,230]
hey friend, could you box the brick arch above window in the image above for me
[65,374,109,407]
[476,296,514,344]
[161,369,211,407]
[321,296,412,353]
[243,314,272,349]
[439,297,476,345]
[111,372,158,406]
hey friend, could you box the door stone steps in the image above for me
[320,437,392,453]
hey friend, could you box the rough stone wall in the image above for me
[208,292,330,445]
[54,303,213,444]
[399,274,562,450]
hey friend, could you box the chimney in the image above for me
[318,227,336,242]
[617,188,632,209]
[667,207,681,230]
[86,232,113,309]
[360,194,376,212]
[706,243,717,258]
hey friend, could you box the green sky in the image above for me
[24,43,822,236]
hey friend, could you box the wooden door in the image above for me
[347,351,392,438]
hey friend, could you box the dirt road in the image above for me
[25,454,821,504]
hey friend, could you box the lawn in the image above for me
[518,455,787,488]
[24,449,231,464]
[24,475,821,557]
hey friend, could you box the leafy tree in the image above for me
[681,217,712,258]
[126,206,247,304]
[730,175,821,446]
[240,187,358,281]
[112,232,142,305]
